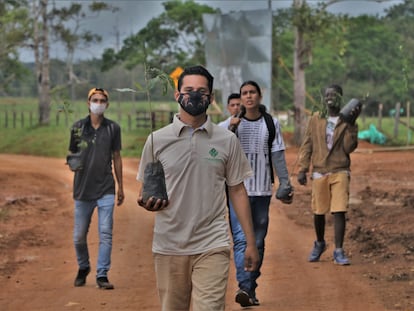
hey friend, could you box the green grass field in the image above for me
[0,97,223,158]
[0,97,412,158]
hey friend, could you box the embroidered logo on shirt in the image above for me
[204,147,221,163]
[209,148,218,157]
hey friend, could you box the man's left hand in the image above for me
[117,189,125,206]
[275,182,294,204]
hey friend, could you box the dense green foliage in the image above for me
[273,1,414,115]
[102,0,217,73]
[0,0,31,94]
[4,0,413,115]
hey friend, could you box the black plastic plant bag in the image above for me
[142,160,168,205]
[66,152,83,171]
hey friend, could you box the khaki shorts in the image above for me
[153,246,230,311]
[311,171,350,214]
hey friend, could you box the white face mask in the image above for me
[90,102,107,115]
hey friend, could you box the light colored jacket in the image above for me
[298,113,358,174]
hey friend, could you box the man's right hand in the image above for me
[228,116,242,132]
[297,171,307,186]
[244,244,259,272]
[137,196,169,212]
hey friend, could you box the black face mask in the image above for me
[178,91,210,116]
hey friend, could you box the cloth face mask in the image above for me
[178,91,210,116]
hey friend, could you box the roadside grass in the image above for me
[0,116,157,158]
[0,98,176,158]
[357,116,413,146]
[0,97,221,158]
[0,97,412,158]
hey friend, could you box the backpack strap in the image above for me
[105,121,117,153]
[262,112,276,184]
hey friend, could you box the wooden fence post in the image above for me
[407,101,411,145]
[377,103,383,131]
[361,103,366,128]
[117,102,121,124]
[151,112,156,130]
[13,111,16,128]
[393,102,401,138]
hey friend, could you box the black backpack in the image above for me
[259,105,276,184]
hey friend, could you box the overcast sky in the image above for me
[20,0,404,61]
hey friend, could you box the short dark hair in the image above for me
[240,80,262,97]
[177,65,214,93]
[326,84,343,96]
[227,93,240,105]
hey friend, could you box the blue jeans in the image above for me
[73,194,115,278]
[229,196,271,299]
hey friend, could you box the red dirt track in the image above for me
[0,142,413,310]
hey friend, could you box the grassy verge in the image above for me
[0,98,176,158]
[0,98,223,158]
[0,124,153,158]
[0,97,412,158]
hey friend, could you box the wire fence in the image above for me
[0,109,224,130]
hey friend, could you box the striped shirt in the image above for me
[237,116,285,196]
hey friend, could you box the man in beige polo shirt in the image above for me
[137,65,259,311]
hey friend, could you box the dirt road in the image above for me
[0,147,412,310]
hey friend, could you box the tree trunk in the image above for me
[293,0,307,146]
[38,0,51,125]
[32,1,41,95]
[67,47,76,101]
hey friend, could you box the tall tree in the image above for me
[102,0,217,73]
[25,1,117,124]
[291,0,346,145]
[0,0,31,94]
[272,8,295,111]
[50,1,118,100]
[29,0,51,125]
[384,0,414,105]
[293,0,307,146]
[344,15,404,110]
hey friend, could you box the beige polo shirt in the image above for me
[137,114,253,255]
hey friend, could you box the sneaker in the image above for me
[74,267,90,287]
[333,248,350,265]
[308,240,327,262]
[235,289,254,307]
[96,277,114,290]
[252,297,260,306]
